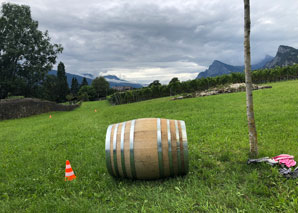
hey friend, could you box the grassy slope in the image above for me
[1,80,298,212]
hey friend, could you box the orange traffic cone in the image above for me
[65,160,76,181]
[49,115,52,119]
[94,109,97,112]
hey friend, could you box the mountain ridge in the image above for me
[196,45,298,79]
[197,55,274,79]
[265,45,298,68]
[48,71,143,88]
[197,45,298,78]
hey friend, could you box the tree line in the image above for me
[43,62,111,103]
[0,3,111,103]
[108,64,298,105]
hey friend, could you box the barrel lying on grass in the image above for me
[105,118,189,179]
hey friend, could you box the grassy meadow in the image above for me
[1,80,298,212]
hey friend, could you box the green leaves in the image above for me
[0,3,63,98]
[56,62,69,103]
[91,76,110,99]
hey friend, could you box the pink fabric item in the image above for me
[272,154,296,168]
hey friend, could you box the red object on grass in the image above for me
[65,160,76,181]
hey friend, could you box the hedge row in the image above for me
[107,64,298,105]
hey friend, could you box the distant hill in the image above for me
[197,55,273,78]
[48,71,143,88]
[104,75,120,80]
[103,75,143,88]
[264,45,298,68]
[48,70,93,86]
[81,73,94,79]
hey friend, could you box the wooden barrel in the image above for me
[105,118,189,179]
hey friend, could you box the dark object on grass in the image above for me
[248,155,298,178]
[282,166,298,179]
[279,165,292,175]
[247,157,278,166]
[105,118,189,180]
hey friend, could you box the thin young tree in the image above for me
[244,0,258,157]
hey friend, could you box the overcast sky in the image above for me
[2,0,298,84]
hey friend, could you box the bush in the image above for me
[78,86,96,101]
[78,92,89,101]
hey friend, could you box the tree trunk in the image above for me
[244,0,258,157]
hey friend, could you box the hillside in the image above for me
[1,80,298,212]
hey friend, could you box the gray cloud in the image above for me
[3,0,298,83]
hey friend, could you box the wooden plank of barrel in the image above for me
[105,118,189,179]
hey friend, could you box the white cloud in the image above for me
[3,0,298,83]
[103,61,206,84]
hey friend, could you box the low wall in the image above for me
[0,98,80,120]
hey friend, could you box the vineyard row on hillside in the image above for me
[108,64,298,105]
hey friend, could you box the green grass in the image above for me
[1,80,298,212]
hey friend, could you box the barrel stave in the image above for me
[105,118,188,179]
[134,118,159,179]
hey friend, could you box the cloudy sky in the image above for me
[3,0,298,84]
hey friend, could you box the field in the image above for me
[1,80,298,212]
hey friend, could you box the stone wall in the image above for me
[0,98,80,120]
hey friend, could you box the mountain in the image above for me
[103,75,143,88]
[48,71,143,88]
[197,55,273,78]
[252,55,274,70]
[48,70,93,85]
[264,45,298,68]
[81,73,94,79]
[104,75,121,80]
[197,60,243,78]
